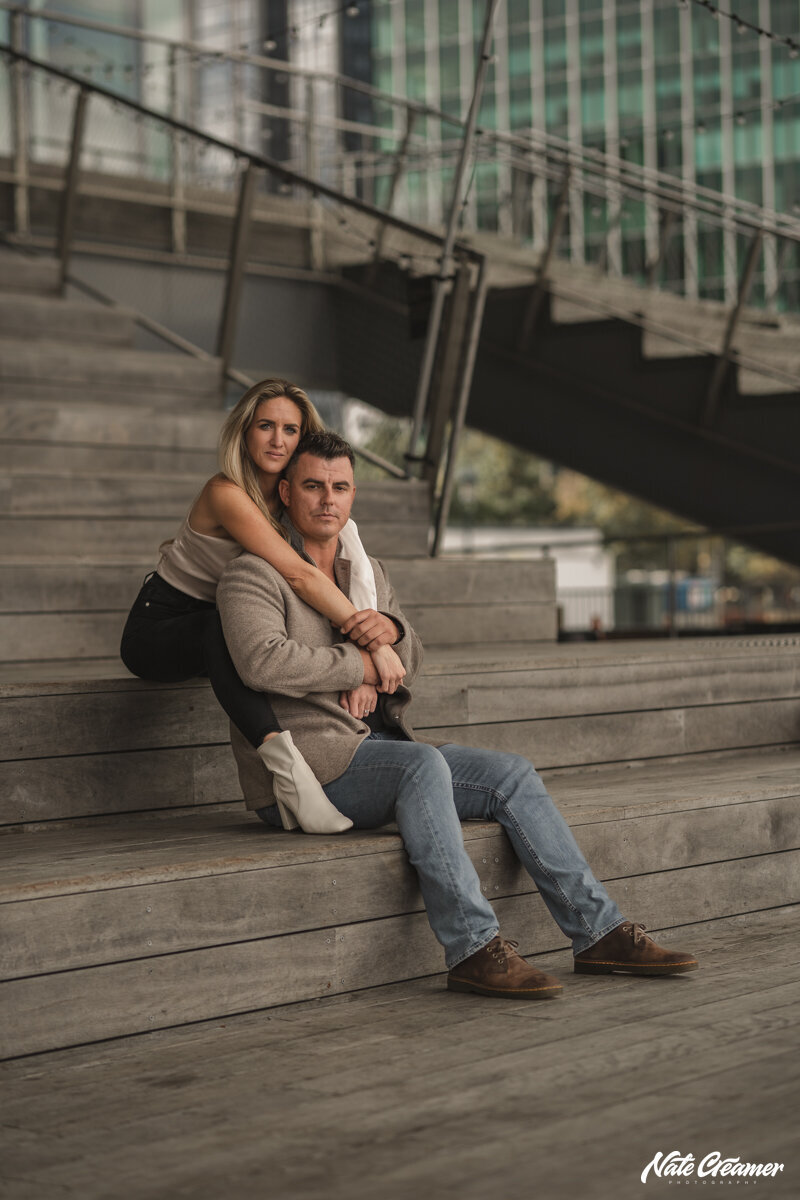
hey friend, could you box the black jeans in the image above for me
[120,571,281,748]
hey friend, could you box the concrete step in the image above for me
[0,292,135,347]
[1,745,797,1056]
[0,556,554,661]
[0,513,430,559]
[0,252,59,295]
[0,440,219,475]
[0,472,431,521]
[1,635,796,825]
[0,475,432,559]
[0,339,222,406]
[0,397,224,450]
[0,555,553,615]
[0,470,205,517]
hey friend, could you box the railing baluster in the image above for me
[702,229,763,428]
[11,10,30,237]
[371,108,416,269]
[431,259,489,557]
[216,161,257,391]
[646,207,678,288]
[58,87,89,295]
[422,258,474,486]
[516,166,571,351]
[168,44,187,256]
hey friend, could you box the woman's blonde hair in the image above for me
[218,378,324,532]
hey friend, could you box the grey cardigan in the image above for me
[216,539,423,811]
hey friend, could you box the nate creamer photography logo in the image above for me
[642,1152,785,1184]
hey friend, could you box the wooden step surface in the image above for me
[1,907,792,1197]
[1,748,797,1057]
[0,554,553,612]
[0,553,554,661]
[0,636,796,826]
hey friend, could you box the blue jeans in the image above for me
[258,733,625,968]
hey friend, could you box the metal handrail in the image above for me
[4,1,800,248]
[0,45,444,478]
[0,45,477,262]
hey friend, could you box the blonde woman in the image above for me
[120,379,405,834]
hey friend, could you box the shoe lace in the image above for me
[621,922,649,945]
[490,937,519,965]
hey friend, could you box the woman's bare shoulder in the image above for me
[206,473,241,494]
[190,475,241,533]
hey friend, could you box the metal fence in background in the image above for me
[552,531,800,637]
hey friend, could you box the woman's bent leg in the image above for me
[201,610,282,748]
[120,575,209,682]
[121,574,282,747]
[121,574,345,831]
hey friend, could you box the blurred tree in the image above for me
[447,430,558,525]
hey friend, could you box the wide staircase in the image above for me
[1,252,799,1060]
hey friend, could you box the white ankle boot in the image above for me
[257,731,353,834]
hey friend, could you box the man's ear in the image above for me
[278,477,290,507]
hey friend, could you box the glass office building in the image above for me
[353,0,800,305]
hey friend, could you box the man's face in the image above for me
[279,453,356,542]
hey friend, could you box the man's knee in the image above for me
[396,743,453,804]
[406,742,451,779]
[493,751,549,805]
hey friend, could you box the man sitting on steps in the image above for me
[217,430,699,1000]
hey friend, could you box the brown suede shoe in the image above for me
[447,935,563,999]
[574,922,699,976]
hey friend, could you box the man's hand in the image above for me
[339,683,379,719]
[370,643,405,694]
[340,609,400,651]
[357,646,380,686]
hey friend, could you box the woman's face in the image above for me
[245,396,303,480]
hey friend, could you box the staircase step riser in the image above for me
[3,689,799,825]
[0,443,218,474]
[0,383,220,407]
[0,260,60,295]
[0,518,430,557]
[0,300,135,347]
[0,342,219,384]
[0,603,557,660]
[0,477,433,520]
[3,799,795,976]
[0,559,556,613]
[1,845,795,1058]
[0,401,224,449]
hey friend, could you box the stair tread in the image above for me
[2,632,800,695]
[2,746,797,901]
[2,633,799,695]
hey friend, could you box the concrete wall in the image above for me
[69,254,341,390]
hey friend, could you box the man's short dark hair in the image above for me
[286,430,356,475]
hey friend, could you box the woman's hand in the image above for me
[339,683,379,719]
[370,643,405,694]
[340,608,400,651]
